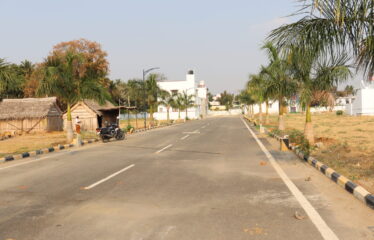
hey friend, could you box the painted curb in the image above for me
[243,115,374,210]
[1,122,184,163]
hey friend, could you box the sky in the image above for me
[0,0,350,94]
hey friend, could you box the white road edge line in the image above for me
[181,135,190,140]
[84,164,135,190]
[241,118,339,240]
[155,144,173,154]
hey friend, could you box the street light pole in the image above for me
[142,67,160,129]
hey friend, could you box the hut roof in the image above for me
[0,97,62,120]
[83,100,134,115]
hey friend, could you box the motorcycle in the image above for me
[96,123,125,142]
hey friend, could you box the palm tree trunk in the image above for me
[66,103,74,143]
[265,101,269,124]
[178,109,181,120]
[251,105,254,118]
[278,97,285,131]
[185,107,188,120]
[259,103,263,124]
[167,106,170,122]
[304,104,315,145]
[135,109,138,129]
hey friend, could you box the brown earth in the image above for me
[262,112,374,193]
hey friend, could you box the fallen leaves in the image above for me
[294,211,307,220]
[243,224,267,236]
[259,161,267,166]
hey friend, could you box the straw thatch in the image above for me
[0,97,62,120]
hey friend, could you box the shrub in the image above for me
[286,129,313,156]
[126,125,133,132]
[336,110,344,116]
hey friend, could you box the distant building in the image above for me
[154,70,208,120]
[346,81,374,115]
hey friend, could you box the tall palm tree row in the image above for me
[260,42,297,130]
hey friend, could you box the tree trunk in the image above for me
[178,109,181,120]
[135,109,138,129]
[259,103,263,124]
[265,101,269,124]
[304,104,315,145]
[66,103,74,143]
[167,106,170,122]
[149,105,154,126]
[251,105,254,118]
[278,97,285,131]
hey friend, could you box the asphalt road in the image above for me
[0,116,373,240]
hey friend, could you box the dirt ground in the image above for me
[262,112,374,193]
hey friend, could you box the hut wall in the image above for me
[47,116,63,131]
[0,118,48,134]
[63,105,98,132]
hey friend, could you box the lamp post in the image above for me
[142,67,160,129]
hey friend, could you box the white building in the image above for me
[154,70,208,120]
[346,81,374,115]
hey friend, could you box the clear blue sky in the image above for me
[1,0,299,94]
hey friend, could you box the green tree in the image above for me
[159,90,175,122]
[268,0,373,78]
[289,47,351,144]
[260,42,297,130]
[181,91,195,120]
[0,59,27,99]
[175,93,185,120]
[37,51,109,142]
[247,74,268,124]
[218,91,234,110]
[145,73,163,125]
[237,89,256,117]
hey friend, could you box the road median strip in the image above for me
[243,115,374,210]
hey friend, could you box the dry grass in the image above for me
[263,112,374,193]
[0,132,67,158]
[0,130,101,158]
[119,118,185,129]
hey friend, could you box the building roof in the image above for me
[82,99,134,116]
[0,97,62,120]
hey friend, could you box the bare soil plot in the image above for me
[264,112,374,193]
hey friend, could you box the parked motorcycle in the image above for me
[96,123,125,142]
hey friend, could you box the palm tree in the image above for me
[175,94,184,120]
[268,0,373,78]
[237,89,255,117]
[0,59,12,99]
[181,91,195,120]
[145,73,163,126]
[159,90,175,122]
[289,47,351,144]
[37,51,108,142]
[247,73,268,125]
[260,42,297,130]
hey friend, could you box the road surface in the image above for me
[0,116,373,240]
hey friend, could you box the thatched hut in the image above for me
[63,99,125,132]
[0,97,63,134]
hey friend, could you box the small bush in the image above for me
[126,125,134,132]
[286,129,313,156]
[336,110,344,116]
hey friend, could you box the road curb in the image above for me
[1,122,185,163]
[243,115,374,210]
